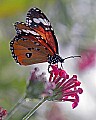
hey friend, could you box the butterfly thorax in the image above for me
[48,54,64,64]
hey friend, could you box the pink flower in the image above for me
[0,107,7,120]
[78,48,96,71]
[26,67,46,99]
[26,66,83,109]
[47,65,83,109]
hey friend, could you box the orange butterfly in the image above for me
[10,7,79,66]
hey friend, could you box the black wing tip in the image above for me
[27,7,42,15]
[29,7,41,11]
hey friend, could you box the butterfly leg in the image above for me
[48,64,51,73]
[60,62,63,69]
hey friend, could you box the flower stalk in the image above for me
[22,97,47,120]
[6,95,25,120]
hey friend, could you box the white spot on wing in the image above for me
[29,20,32,23]
[38,18,50,26]
[22,29,39,36]
[21,22,24,24]
[33,8,36,10]
[10,41,14,43]
[45,27,49,30]
[26,19,28,23]
[51,27,53,30]
[36,9,39,11]
[26,53,30,58]
[44,19,50,26]
[34,24,37,27]
[33,18,40,24]
[17,30,21,34]
[35,42,40,46]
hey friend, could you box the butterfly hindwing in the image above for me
[10,35,53,65]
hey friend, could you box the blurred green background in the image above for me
[0,0,96,120]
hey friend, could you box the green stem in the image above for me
[6,95,25,120]
[22,97,47,120]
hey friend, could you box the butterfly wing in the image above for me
[10,31,53,65]
[26,7,58,54]
[10,7,59,65]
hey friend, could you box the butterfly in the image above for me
[10,7,80,67]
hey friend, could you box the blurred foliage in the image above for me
[0,40,26,108]
[0,0,28,18]
[0,0,56,18]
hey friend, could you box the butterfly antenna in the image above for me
[62,55,81,62]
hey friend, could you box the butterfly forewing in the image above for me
[26,7,58,54]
